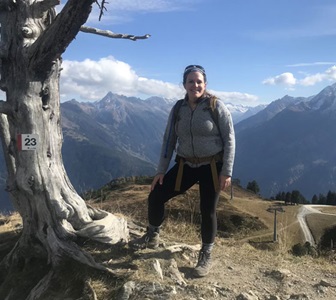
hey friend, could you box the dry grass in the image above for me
[306,213,336,245]
[316,206,336,214]
[0,212,22,234]
[0,212,22,264]
[223,191,304,250]
[2,183,334,255]
[3,183,336,299]
[87,182,308,255]
[87,182,336,253]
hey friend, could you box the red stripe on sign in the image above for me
[17,134,22,151]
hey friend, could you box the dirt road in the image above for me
[298,205,336,245]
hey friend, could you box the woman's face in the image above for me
[184,71,207,102]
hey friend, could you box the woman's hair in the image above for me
[183,65,207,85]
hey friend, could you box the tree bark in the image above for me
[0,1,129,298]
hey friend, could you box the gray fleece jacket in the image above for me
[157,97,235,177]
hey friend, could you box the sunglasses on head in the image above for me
[184,65,205,73]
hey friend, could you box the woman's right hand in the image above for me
[151,173,164,191]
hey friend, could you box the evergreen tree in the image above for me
[281,192,286,201]
[291,190,300,205]
[291,190,306,204]
[318,193,327,205]
[285,192,292,205]
[275,192,282,200]
[326,191,336,206]
[246,180,260,194]
[311,194,318,204]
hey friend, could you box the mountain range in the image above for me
[60,94,170,191]
[235,84,336,198]
[1,84,336,212]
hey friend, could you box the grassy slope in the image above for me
[86,181,308,247]
[2,181,336,251]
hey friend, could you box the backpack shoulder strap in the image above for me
[208,97,219,129]
[173,99,184,121]
[207,96,224,145]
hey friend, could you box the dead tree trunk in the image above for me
[0,1,129,298]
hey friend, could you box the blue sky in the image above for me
[59,0,336,106]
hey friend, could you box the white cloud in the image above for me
[137,77,185,99]
[60,56,184,101]
[262,72,297,86]
[210,90,259,106]
[60,56,259,105]
[263,66,336,89]
[299,66,336,86]
[325,65,336,79]
[299,73,324,86]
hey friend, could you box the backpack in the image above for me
[164,96,220,158]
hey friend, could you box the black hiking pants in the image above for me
[148,162,223,244]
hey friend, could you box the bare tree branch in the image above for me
[80,26,151,41]
[95,0,108,21]
[29,0,95,76]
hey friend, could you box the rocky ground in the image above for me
[84,182,336,300]
[100,226,336,300]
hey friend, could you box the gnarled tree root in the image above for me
[0,233,133,300]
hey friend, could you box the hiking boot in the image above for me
[128,227,160,250]
[193,249,212,277]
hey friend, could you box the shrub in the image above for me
[291,242,318,257]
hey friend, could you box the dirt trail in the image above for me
[297,206,317,245]
[298,205,336,246]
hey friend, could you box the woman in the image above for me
[129,65,235,277]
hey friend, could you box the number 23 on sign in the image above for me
[17,134,39,151]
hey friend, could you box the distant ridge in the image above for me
[234,82,336,200]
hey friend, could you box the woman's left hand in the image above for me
[219,175,231,191]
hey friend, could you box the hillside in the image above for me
[2,180,336,299]
[234,84,336,200]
